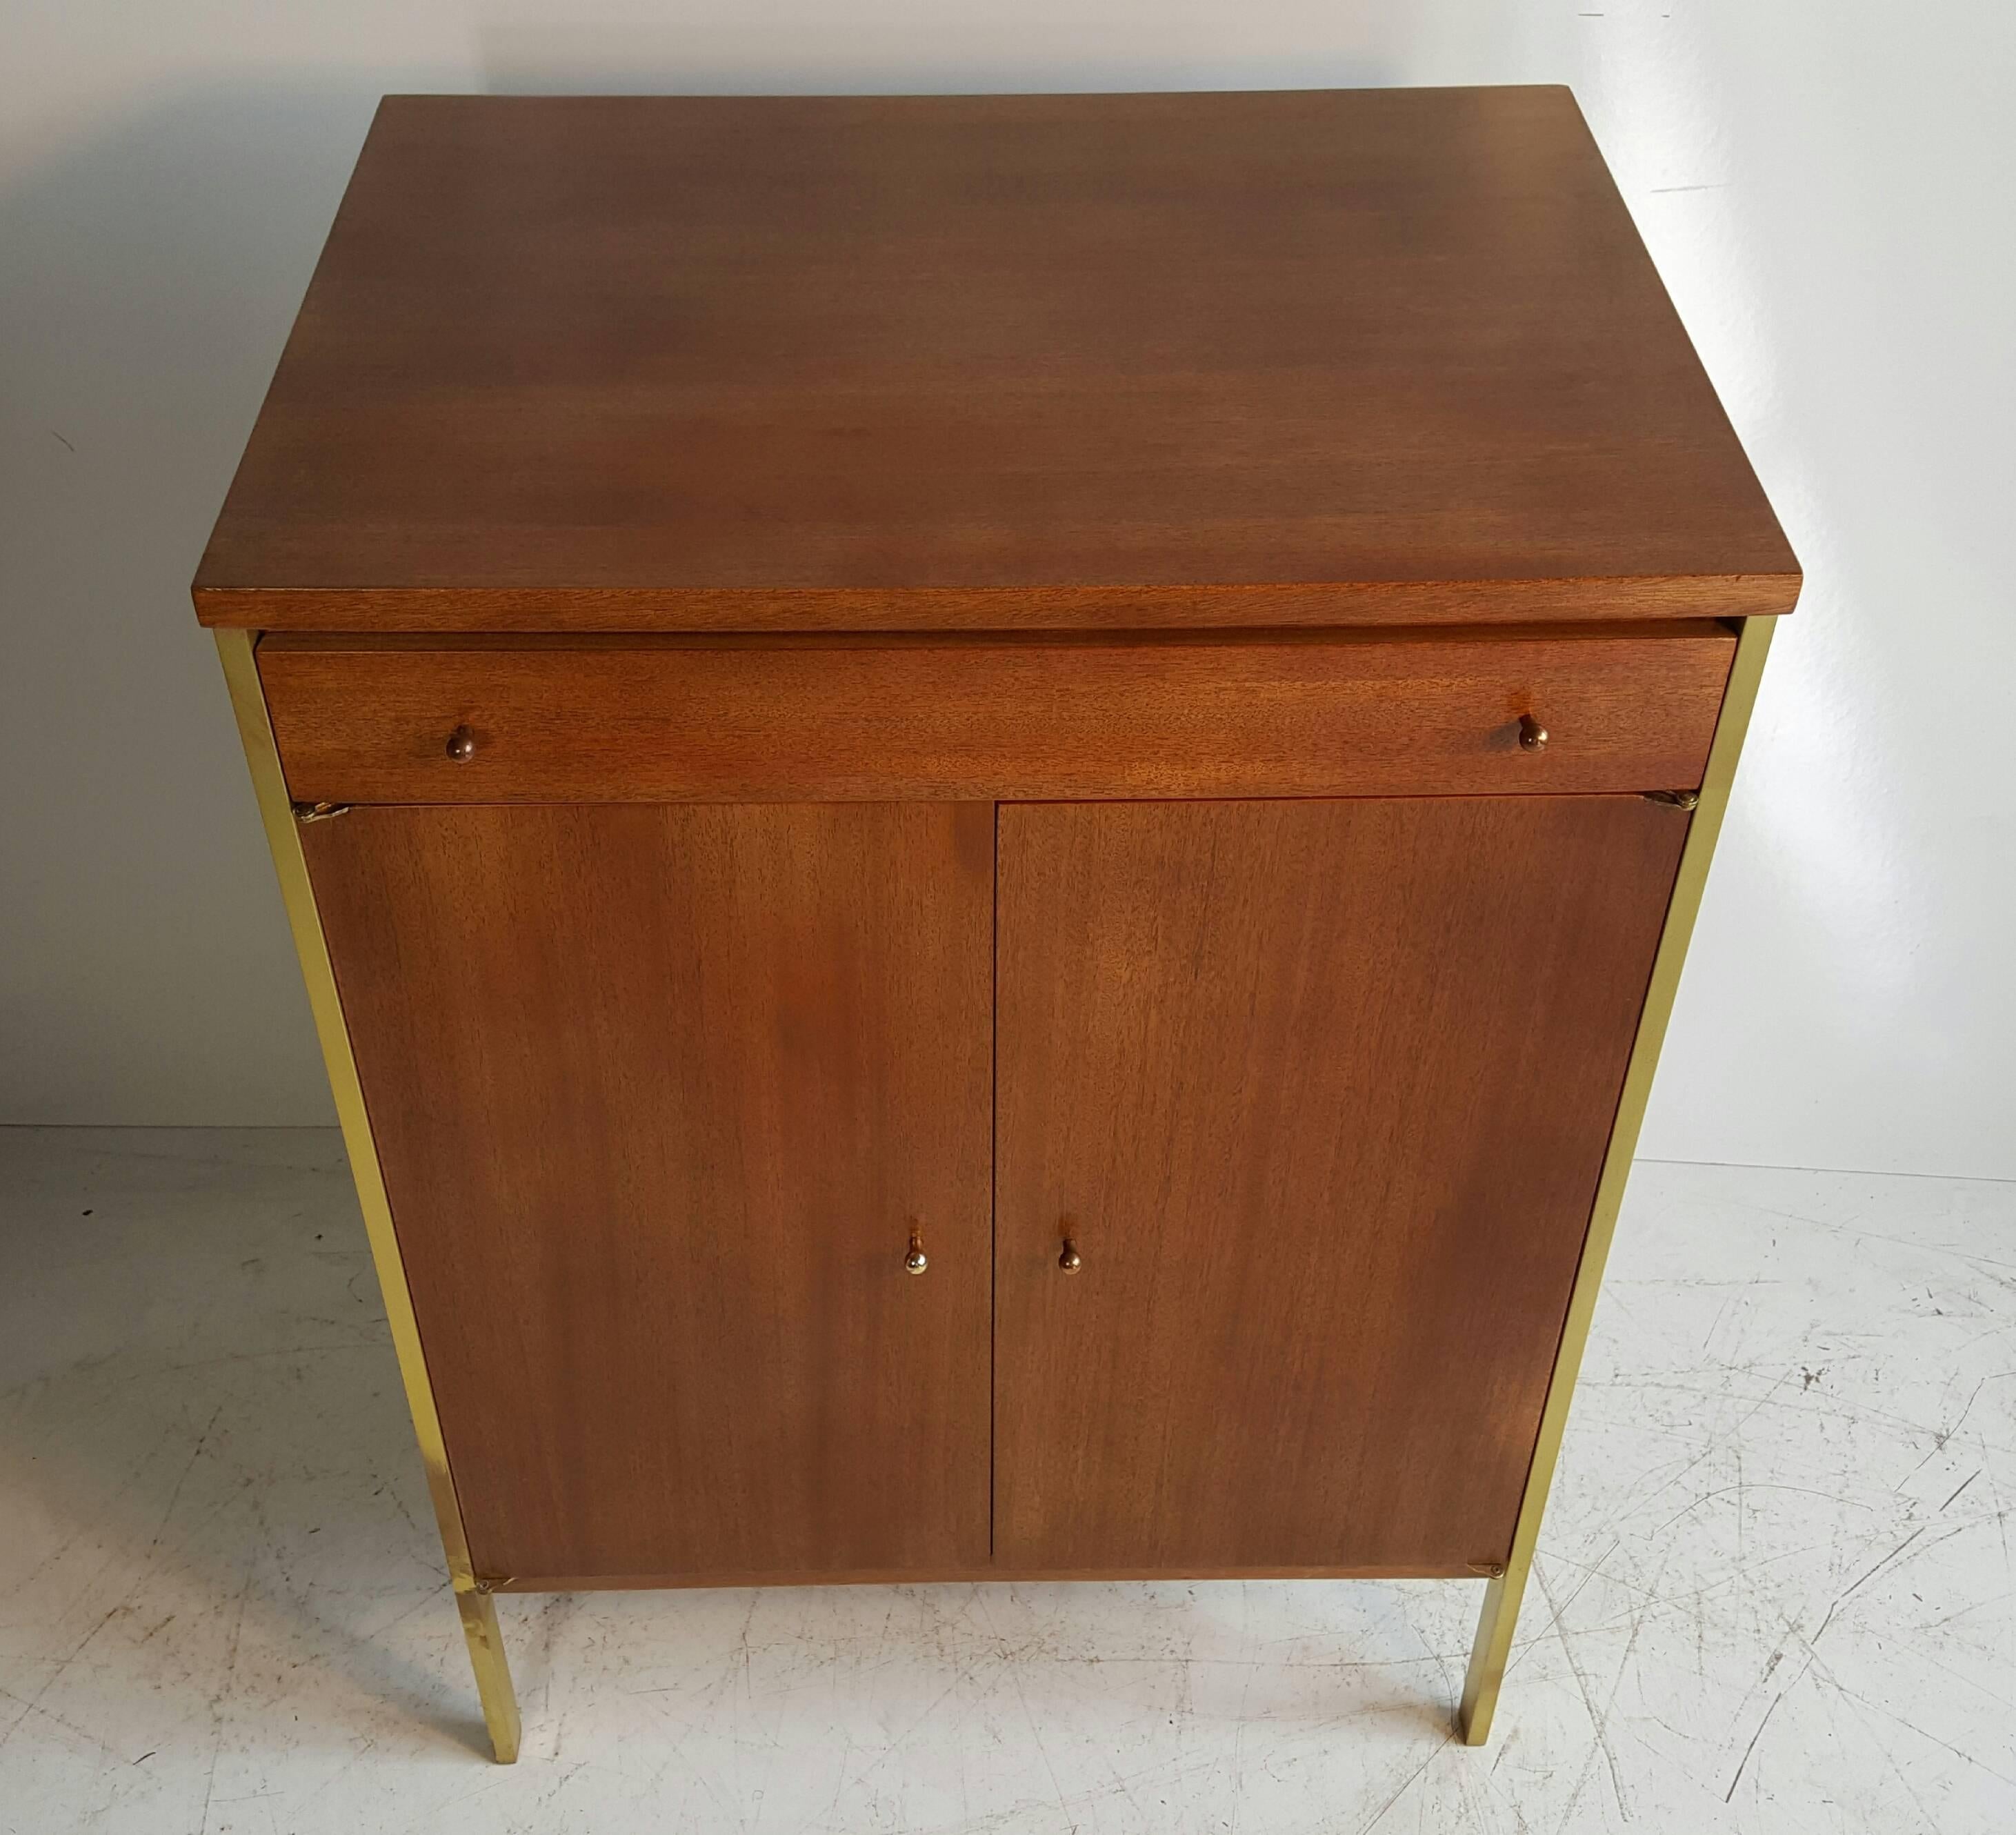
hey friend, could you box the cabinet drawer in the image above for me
[259,624,1735,805]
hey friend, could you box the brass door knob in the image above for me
[1517,713,1549,751]
[1058,1238,1082,1273]
[904,1229,928,1276]
[446,724,477,761]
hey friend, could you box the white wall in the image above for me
[4,3,2012,1178]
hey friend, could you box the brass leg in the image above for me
[218,629,526,1758]
[1455,615,1779,1747]
[455,1589,521,1763]
[1458,1571,1522,1745]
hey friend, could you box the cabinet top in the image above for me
[194,89,1798,635]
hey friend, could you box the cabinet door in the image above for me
[305,803,995,1585]
[994,797,1686,1574]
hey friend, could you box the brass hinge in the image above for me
[291,800,352,824]
[1644,789,1700,810]
[1466,1561,1508,1580]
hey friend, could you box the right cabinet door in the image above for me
[993,796,1688,1574]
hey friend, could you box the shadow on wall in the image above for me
[0,83,402,1126]
[477,32,1395,95]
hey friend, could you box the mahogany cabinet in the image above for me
[198,89,1797,1760]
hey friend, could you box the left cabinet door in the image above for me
[303,802,996,1586]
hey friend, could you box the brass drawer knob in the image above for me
[1058,1237,1082,1273]
[446,724,477,761]
[904,1229,928,1276]
[1517,713,1548,751]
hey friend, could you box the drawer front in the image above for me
[259,625,1735,805]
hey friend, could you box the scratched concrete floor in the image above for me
[1,1129,2010,1834]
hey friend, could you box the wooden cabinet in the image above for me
[199,89,1796,1760]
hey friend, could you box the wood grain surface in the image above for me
[303,802,995,1583]
[258,624,1733,804]
[992,796,1688,1573]
[197,89,1797,631]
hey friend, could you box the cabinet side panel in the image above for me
[303,802,995,1581]
[994,796,1686,1571]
